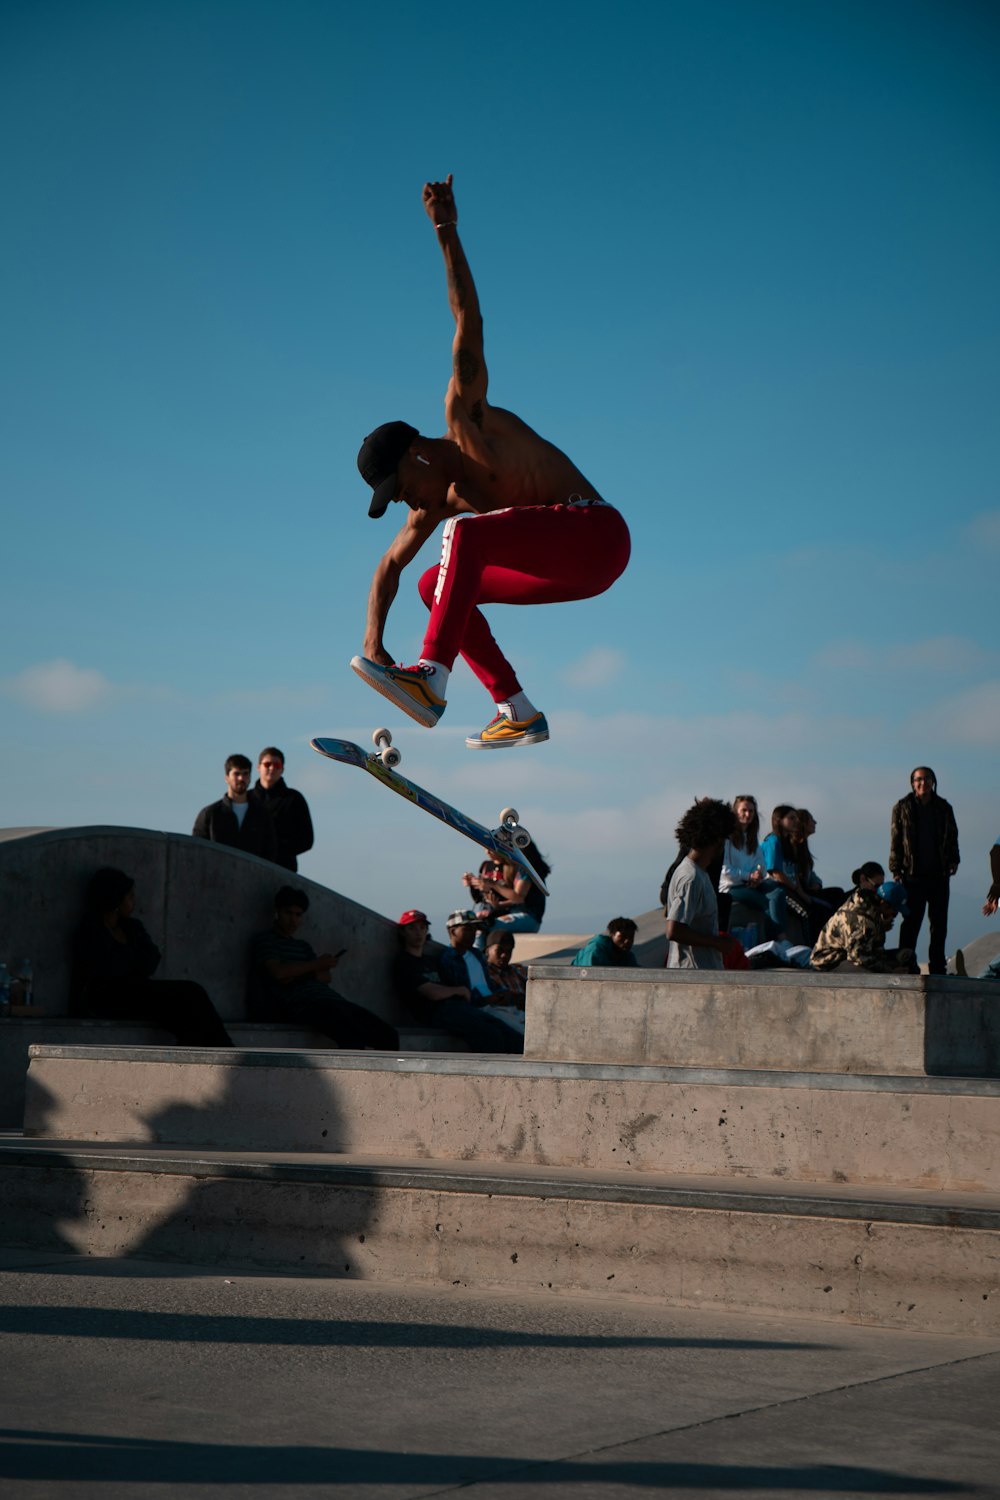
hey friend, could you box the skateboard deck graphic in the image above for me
[310,736,549,895]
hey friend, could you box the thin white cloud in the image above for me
[911,680,1000,748]
[217,684,331,711]
[562,647,627,688]
[815,635,991,674]
[962,511,1000,549]
[3,659,115,714]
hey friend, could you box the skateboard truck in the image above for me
[495,805,532,851]
[372,726,402,770]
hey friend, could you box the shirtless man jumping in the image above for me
[352,174,631,749]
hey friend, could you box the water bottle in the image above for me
[0,964,10,1019]
[17,959,33,1007]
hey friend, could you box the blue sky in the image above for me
[2,0,998,954]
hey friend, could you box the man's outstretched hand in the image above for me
[423,173,456,226]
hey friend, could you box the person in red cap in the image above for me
[393,907,522,1052]
[352,173,631,750]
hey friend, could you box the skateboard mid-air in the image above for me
[310,728,548,895]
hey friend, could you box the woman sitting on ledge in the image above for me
[71,867,233,1046]
[719,795,787,940]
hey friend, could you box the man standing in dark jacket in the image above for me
[889,765,960,975]
[250,746,314,873]
[192,754,278,863]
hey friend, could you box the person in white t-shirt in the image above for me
[665,799,744,970]
[192,754,277,862]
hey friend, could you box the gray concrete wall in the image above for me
[0,826,405,1025]
[23,1047,1000,1191]
[525,966,1000,1076]
[4,1144,999,1335]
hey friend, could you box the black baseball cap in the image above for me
[357,421,419,518]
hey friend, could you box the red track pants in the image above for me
[417,501,631,702]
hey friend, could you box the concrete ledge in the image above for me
[23,1047,1000,1190]
[525,967,1000,1075]
[1,1141,997,1335]
[0,1018,467,1128]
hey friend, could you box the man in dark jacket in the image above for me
[192,754,278,863]
[889,765,960,975]
[393,908,522,1053]
[250,746,314,872]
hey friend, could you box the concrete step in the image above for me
[1,1135,997,1337]
[23,1046,1000,1192]
[526,967,1000,1075]
[0,1018,468,1129]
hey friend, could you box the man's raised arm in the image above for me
[422,174,488,423]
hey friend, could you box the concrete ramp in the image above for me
[0,824,402,1024]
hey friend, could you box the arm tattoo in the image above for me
[455,348,480,387]
[447,264,467,307]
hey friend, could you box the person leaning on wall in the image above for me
[71,867,233,1046]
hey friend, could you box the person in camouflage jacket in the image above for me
[810,884,915,973]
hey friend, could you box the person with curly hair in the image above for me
[664,799,742,970]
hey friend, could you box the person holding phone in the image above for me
[250,886,398,1049]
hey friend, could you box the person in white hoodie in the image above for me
[718,795,788,939]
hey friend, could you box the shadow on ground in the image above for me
[0,1430,971,1490]
[0,1300,828,1351]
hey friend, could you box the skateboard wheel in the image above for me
[498,806,519,828]
[372,726,393,749]
[512,827,531,849]
[380,745,401,769]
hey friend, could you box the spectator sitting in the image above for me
[193,753,278,863]
[759,806,814,928]
[480,842,551,935]
[810,881,917,974]
[393,909,523,1053]
[484,929,528,1001]
[664,799,743,970]
[572,917,639,968]
[793,808,847,933]
[439,909,526,1037]
[718,795,787,940]
[850,861,885,896]
[250,746,314,872]
[461,857,506,931]
[251,886,399,1049]
[471,927,528,1036]
[71,867,233,1046]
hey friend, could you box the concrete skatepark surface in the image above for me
[1,1247,999,1499]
